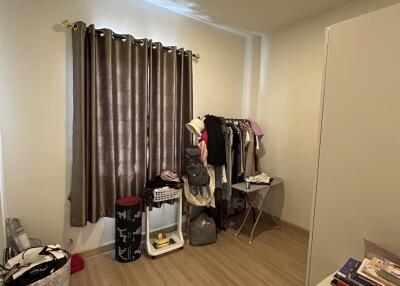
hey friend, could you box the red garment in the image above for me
[116,196,142,206]
[71,253,85,274]
[200,129,208,143]
[198,140,208,167]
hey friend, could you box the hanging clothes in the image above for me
[220,118,233,201]
[228,122,243,184]
[214,165,227,189]
[198,140,208,167]
[239,123,248,175]
[200,129,208,143]
[184,116,264,233]
[206,187,224,231]
[247,118,264,137]
[204,115,226,166]
[241,123,256,177]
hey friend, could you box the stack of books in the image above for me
[332,257,400,286]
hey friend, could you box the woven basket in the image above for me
[153,188,181,202]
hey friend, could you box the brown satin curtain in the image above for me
[70,22,192,226]
[148,44,193,178]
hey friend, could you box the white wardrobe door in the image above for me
[0,131,6,251]
[308,4,400,285]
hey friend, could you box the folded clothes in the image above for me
[144,173,183,210]
[160,170,180,182]
[146,175,183,189]
[248,172,272,185]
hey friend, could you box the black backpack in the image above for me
[184,147,210,187]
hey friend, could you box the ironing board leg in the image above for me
[249,205,264,244]
[186,203,191,244]
[249,190,269,244]
[235,193,256,237]
[249,187,283,243]
[249,187,270,244]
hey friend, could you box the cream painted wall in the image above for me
[0,0,246,252]
[255,0,400,230]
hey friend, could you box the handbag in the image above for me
[189,213,217,246]
[183,176,213,207]
[4,245,69,285]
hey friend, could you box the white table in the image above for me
[232,177,283,244]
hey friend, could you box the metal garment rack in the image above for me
[225,118,249,123]
[185,116,256,240]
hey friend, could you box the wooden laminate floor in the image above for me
[70,216,309,286]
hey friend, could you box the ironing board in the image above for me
[232,177,283,244]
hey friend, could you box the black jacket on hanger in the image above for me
[204,115,226,166]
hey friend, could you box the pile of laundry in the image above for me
[247,172,272,185]
[143,170,183,210]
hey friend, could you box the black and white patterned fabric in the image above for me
[115,197,142,263]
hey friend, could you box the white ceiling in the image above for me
[145,0,351,34]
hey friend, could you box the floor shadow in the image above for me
[228,211,281,241]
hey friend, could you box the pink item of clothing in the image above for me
[160,170,180,182]
[198,141,208,167]
[248,119,264,137]
[200,129,208,143]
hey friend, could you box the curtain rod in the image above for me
[62,20,200,62]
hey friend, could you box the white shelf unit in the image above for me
[145,188,184,258]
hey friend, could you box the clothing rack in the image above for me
[225,118,249,123]
[186,114,263,232]
[197,115,249,123]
